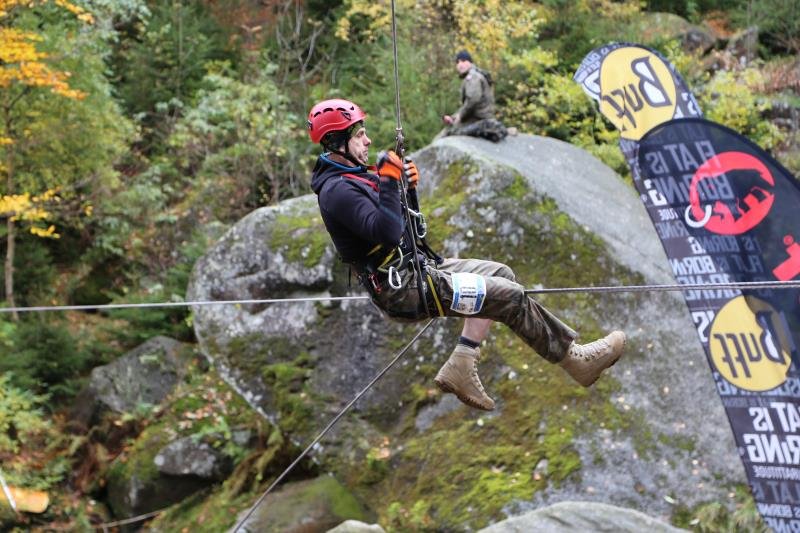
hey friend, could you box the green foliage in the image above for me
[0,373,69,497]
[696,69,786,150]
[0,317,88,397]
[168,62,309,210]
[4,5,133,210]
[89,164,171,261]
[644,0,747,21]
[108,0,238,151]
[0,373,50,455]
[103,227,216,347]
[673,485,768,532]
[321,0,554,151]
[0,235,57,306]
[732,0,800,54]
[539,0,643,67]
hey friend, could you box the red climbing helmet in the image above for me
[307,98,366,144]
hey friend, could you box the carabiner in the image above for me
[388,266,402,289]
[408,208,427,238]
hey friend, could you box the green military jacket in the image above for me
[454,66,495,126]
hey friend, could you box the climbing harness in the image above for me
[230,317,436,533]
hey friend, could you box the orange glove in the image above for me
[376,150,404,181]
[404,158,419,189]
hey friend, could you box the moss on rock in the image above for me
[271,211,330,267]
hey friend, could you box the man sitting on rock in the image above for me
[307,98,626,411]
[438,50,511,143]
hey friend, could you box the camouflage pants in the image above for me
[437,119,508,143]
[370,257,576,363]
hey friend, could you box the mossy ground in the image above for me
[671,484,767,532]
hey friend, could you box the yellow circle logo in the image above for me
[709,296,792,391]
[599,48,678,140]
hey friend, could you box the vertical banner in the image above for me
[573,42,702,179]
[575,43,800,530]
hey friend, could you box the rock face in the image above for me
[154,435,233,480]
[71,336,186,428]
[188,134,745,529]
[477,501,688,532]
[231,476,369,533]
[327,521,385,533]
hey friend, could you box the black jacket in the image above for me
[311,154,407,266]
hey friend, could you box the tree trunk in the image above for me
[3,101,17,320]
[5,217,16,320]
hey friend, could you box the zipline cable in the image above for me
[230,318,436,532]
[521,279,800,295]
[3,280,799,314]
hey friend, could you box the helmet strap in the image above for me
[322,122,365,167]
[327,146,363,168]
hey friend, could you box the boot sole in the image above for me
[581,335,626,387]
[434,377,495,411]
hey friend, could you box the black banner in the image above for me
[638,117,800,531]
[575,43,800,530]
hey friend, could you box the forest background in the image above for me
[0,0,798,530]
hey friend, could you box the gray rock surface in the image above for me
[154,435,233,480]
[189,133,745,527]
[327,521,386,533]
[231,476,369,533]
[478,501,687,532]
[421,135,674,285]
[71,336,186,428]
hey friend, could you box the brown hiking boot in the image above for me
[434,345,495,411]
[560,331,626,387]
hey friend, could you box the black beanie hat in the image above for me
[455,50,472,62]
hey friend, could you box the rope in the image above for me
[389,0,403,146]
[523,280,800,295]
[0,295,370,314]
[1,280,798,315]
[230,318,436,533]
[93,509,163,530]
[388,0,431,318]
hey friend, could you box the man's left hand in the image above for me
[404,158,419,189]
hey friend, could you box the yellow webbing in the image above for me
[426,273,445,317]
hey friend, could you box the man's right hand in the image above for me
[442,115,454,125]
[376,150,404,181]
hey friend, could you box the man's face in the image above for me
[347,125,371,165]
[456,59,472,75]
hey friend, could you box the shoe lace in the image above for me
[470,358,487,393]
[572,338,610,362]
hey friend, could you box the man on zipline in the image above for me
[308,98,626,411]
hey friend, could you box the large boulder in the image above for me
[232,476,370,533]
[188,134,745,530]
[631,12,717,54]
[70,336,187,429]
[477,501,687,532]
[154,434,233,480]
